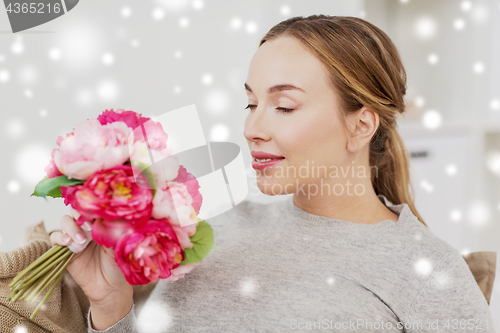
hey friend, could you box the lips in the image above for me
[251,151,285,170]
[251,151,284,159]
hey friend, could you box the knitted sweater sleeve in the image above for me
[87,301,137,333]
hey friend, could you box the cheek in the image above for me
[280,112,346,166]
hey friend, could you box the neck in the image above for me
[292,168,396,224]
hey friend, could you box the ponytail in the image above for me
[371,126,427,226]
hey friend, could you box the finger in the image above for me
[69,206,81,220]
[69,206,92,231]
[60,214,88,246]
[67,228,92,253]
[103,246,116,259]
[50,230,72,247]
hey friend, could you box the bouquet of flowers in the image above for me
[7,109,214,319]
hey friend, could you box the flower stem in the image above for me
[29,252,75,320]
[19,275,44,300]
[17,247,69,289]
[8,244,77,320]
[9,245,65,287]
[26,251,71,303]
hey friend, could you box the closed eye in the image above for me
[276,107,293,113]
[244,104,294,113]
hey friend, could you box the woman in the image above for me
[50,15,495,332]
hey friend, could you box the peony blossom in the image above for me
[53,119,132,180]
[97,109,150,129]
[152,182,197,227]
[90,218,128,248]
[164,262,200,281]
[114,219,185,285]
[132,118,169,151]
[128,141,178,186]
[44,148,63,179]
[98,109,169,153]
[171,209,198,248]
[149,155,179,188]
[61,164,153,228]
[173,165,202,215]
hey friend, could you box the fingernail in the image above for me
[82,222,92,231]
[61,235,71,245]
[75,232,86,244]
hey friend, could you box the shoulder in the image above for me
[371,201,477,304]
[383,198,459,264]
[389,205,466,282]
[402,247,493,324]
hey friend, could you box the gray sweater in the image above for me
[87,195,496,332]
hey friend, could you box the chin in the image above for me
[255,177,291,196]
[259,188,282,196]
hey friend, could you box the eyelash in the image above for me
[244,104,294,113]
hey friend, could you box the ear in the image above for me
[346,107,379,153]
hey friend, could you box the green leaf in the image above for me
[180,219,216,266]
[31,175,84,198]
[130,161,157,198]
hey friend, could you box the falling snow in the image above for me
[414,16,437,40]
[102,52,115,65]
[450,209,462,222]
[201,73,213,85]
[427,53,439,65]
[230,17,243,30]
[121,6,132,18]
[205,89,230,114]
[422,110,442,129]
[136,301,172,333]
[151,9,163,21]
[210,124,230,141]
[239,276,258,297]
[414,258,433,276]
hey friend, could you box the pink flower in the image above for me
[152,183,197,227]
[171,214,198,248]
[98,109,169,152]
[150,155,179,187]
[98,109,170,150]
[132,119,169,151]
[97,109,150,130]
[53,119,132,180]
[164,262,200,281]
[44,148,63,179]
[114,219,185,285]
[173,165,202,215]
[90,218,127,248]
[128,142,178,185]
[61,165,153,228]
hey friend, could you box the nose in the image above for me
[243,106,271,143]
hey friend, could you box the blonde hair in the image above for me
[259,15,427,227]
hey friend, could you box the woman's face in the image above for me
[243,35,354,196]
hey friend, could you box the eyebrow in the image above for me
[244,83,306,94]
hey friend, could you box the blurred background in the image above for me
[0,0,499,324]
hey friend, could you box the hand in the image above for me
[49,208,133,307]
